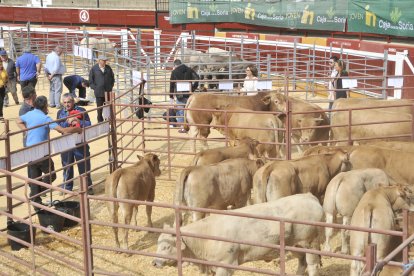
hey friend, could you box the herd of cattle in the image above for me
[104,93,414,276]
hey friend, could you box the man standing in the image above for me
[89,55,115,122]
[169,59,194,133]
[57,93,94,194]
[15,47,42,89]
[0,50,19,106]
[19,85,37,116]
[45,46,66,109]
[16,96,81,208]
[63,74,90,99]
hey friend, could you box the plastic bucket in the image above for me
[7,222,36,251]
[53,201,80,227]
[37,209,66,233]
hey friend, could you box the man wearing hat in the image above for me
[0,50,19,106]
[89,55,115,122]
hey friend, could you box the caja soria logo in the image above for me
[326,7,335,20]
[390,7,402,24]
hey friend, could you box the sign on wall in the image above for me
[79,10,90,23]
[170,0,347,32]
[348,0,414,37]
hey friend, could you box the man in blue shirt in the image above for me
[15,47,42,89]
[17,96,81,208]
[57,93,94,194]
[45,46,66,109]
[63,74,90,101]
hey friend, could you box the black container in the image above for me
[54,201,80,227]
[7,222,36,251]
[37,209,66,233]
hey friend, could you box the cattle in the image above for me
[153,193,324,276]
[184,91,278,148]
[323,168,391,254]
[331,109,412,145]
[252,149,350,204]
[333,97,413,114]
[261,92,330,152]
[211,106,283,158]
[349,146,414,184]
[105,153,161,249]
[302,145,356,156]
[80,37,115,58]
[349,185,413,276]
[191,137,259,166]
[175,158,264,223]
[174,48,208,71]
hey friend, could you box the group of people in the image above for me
[0,45,116,209]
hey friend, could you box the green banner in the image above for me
[348,0,414,37]
[170,1,347,32]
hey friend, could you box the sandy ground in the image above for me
[0,75,353,275]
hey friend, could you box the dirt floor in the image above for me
[0,75,353,275]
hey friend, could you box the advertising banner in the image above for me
[348,0,414,37]
[170,0,347,32]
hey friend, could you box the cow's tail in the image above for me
[363,204,374,246]
[174,167,193,225]
[271,117,283,158]
[105,169,123,247]
[255,164,273,203]
[183,95,193,132]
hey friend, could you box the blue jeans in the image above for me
[61,144,92,191]
[175,97,188,124]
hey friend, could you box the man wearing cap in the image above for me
[0,50,19,106]
[45,46,66,109]
[15,46,42,89]
[89,55,115,122]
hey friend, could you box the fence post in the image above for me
[365,243,377,275]
[279,220,286,275]
[79,175,93,275]
[109,91,118,173]
[403,209,410,264]
[4,121,12,224]
[382,50,388,98]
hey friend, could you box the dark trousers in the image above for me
[0,87,5,117]
[96,96,105,122]
[61,145,92,191]
[63,77,76,97]
[20,77,38,90]
[28,158,57,203]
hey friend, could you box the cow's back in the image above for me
[333,98,413,114]
[181,193,324,263]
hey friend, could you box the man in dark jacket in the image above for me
[63,74,90,99]
[89,55,115,122]
[169,59,198,133]
[0,50,19,106]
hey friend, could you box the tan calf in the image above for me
[349,185,413,276]
[105,153,161,249]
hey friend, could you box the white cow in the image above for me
[153,193,324,276]
[323,168,391,254]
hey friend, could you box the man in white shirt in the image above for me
[44,46,66,109]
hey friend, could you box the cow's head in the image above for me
[144,153,161,177]
[261,91,286,112]
[393,184,414,211]
[240,137,260,159]
[210,105,231,131]
[152,224,186,268]
[297,115,325,143]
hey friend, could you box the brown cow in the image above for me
[349,185,414,276]
[191,137,259,166]
[331,109,412,145]
[184,91,278,148]
[105,153,161,249]
[349,146,414,184]
[175,158,264,223]
[211,106,283,158]
[262,92,330,152]
[253,149,350,204]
